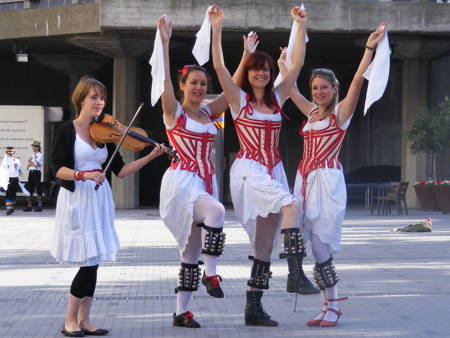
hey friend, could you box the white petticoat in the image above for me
[294,166,346,253]
[51,179,119,266]
[160,166,218,252]
[230,158,294,249]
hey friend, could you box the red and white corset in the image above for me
[234,93,287,176]
[298,109,346,198]
[166,112,216,194]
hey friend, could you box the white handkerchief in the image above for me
[274,3,309,87]
[363,32,391,115]
[192,6,213,66]
[149,26,165,107]
[0,156,8,191]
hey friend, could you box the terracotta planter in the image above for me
[432,185,450,214]
[414,184,440,211]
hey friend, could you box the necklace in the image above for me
[184,107,205,120]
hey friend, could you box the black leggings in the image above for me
[70,265,99,298]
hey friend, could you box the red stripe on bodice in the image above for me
[234,93,285,175]
[166,112,216,194]
[298,113,346,199]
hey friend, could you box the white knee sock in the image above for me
[194,195,225,277]
[176,291,191,315]
[203,255,218,276]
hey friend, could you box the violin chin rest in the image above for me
[94,112,105,123]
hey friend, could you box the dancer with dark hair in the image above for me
[51,76,166,337]
[156,14,260,328]
[210,4,310,326]
[278,23,387,327]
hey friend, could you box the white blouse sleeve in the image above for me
[229,89,248,120]
[163,102,183,130]
[335,103,353,130]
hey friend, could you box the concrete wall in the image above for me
[100,0,450,33]
[0,2,100,40]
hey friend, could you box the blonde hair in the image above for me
[71,76,107,117]
[310,68,340,114]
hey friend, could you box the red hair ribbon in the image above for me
[178,65,191,77]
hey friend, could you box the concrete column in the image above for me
[401,59,427,208]
[112,57,138,209]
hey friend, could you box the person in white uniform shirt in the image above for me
[278,23,387,328]
[1,146,22,215]
[23,140,44,212]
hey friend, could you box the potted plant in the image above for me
[407,98,450,211]
[433,180,450,214]
[413,180,440,211]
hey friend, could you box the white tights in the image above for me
[311,233,340,321]
[176,195,225,315]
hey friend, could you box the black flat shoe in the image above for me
[61,327,85,337]
[81,328,109,336]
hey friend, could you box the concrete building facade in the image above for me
[1,0,449,208]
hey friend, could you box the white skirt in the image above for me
[294,167,347,253]
[51,179,119,266]
[230,157,295,249]
[159,166,218,252]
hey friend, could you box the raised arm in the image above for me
[158,16,178,127]
[210,5,242,115]
[277,47,313,116]
[276,7,307,104]
[337,23,387,126]
[208,32,259,117]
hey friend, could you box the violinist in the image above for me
[51,75,166,337]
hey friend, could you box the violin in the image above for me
[89,111,178,162]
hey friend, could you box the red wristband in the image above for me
[74,170,86,181]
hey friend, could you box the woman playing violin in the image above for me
[51,76,166,337]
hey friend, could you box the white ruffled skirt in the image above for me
[51,179,119,267]
[294,167,347,253]
[159,166,218,252]
[230,158,295,249]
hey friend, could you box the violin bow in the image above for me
[95,103,144,191]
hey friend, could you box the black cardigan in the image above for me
[52,121,125,192]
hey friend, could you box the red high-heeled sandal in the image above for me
[320,297,348,327]
[319,297,348,327]
[306,302,328,326]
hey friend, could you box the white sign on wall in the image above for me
[0,106,45,182]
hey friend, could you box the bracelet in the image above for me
[74,170,86,181]
[366,45,375,51]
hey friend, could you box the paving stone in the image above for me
[0,207,448,337]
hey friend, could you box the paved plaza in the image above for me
[0,206,449,338]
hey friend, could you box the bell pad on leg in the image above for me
[313,256,339,289]
[198,223,226,256]
[247,257,272,290]
[174,262,201,293]
[279,228,306,259]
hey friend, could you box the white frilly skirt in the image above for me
[51,179,119,267]
[230,157,295,249]
[159,166,218,252]
[294,167,347,253]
